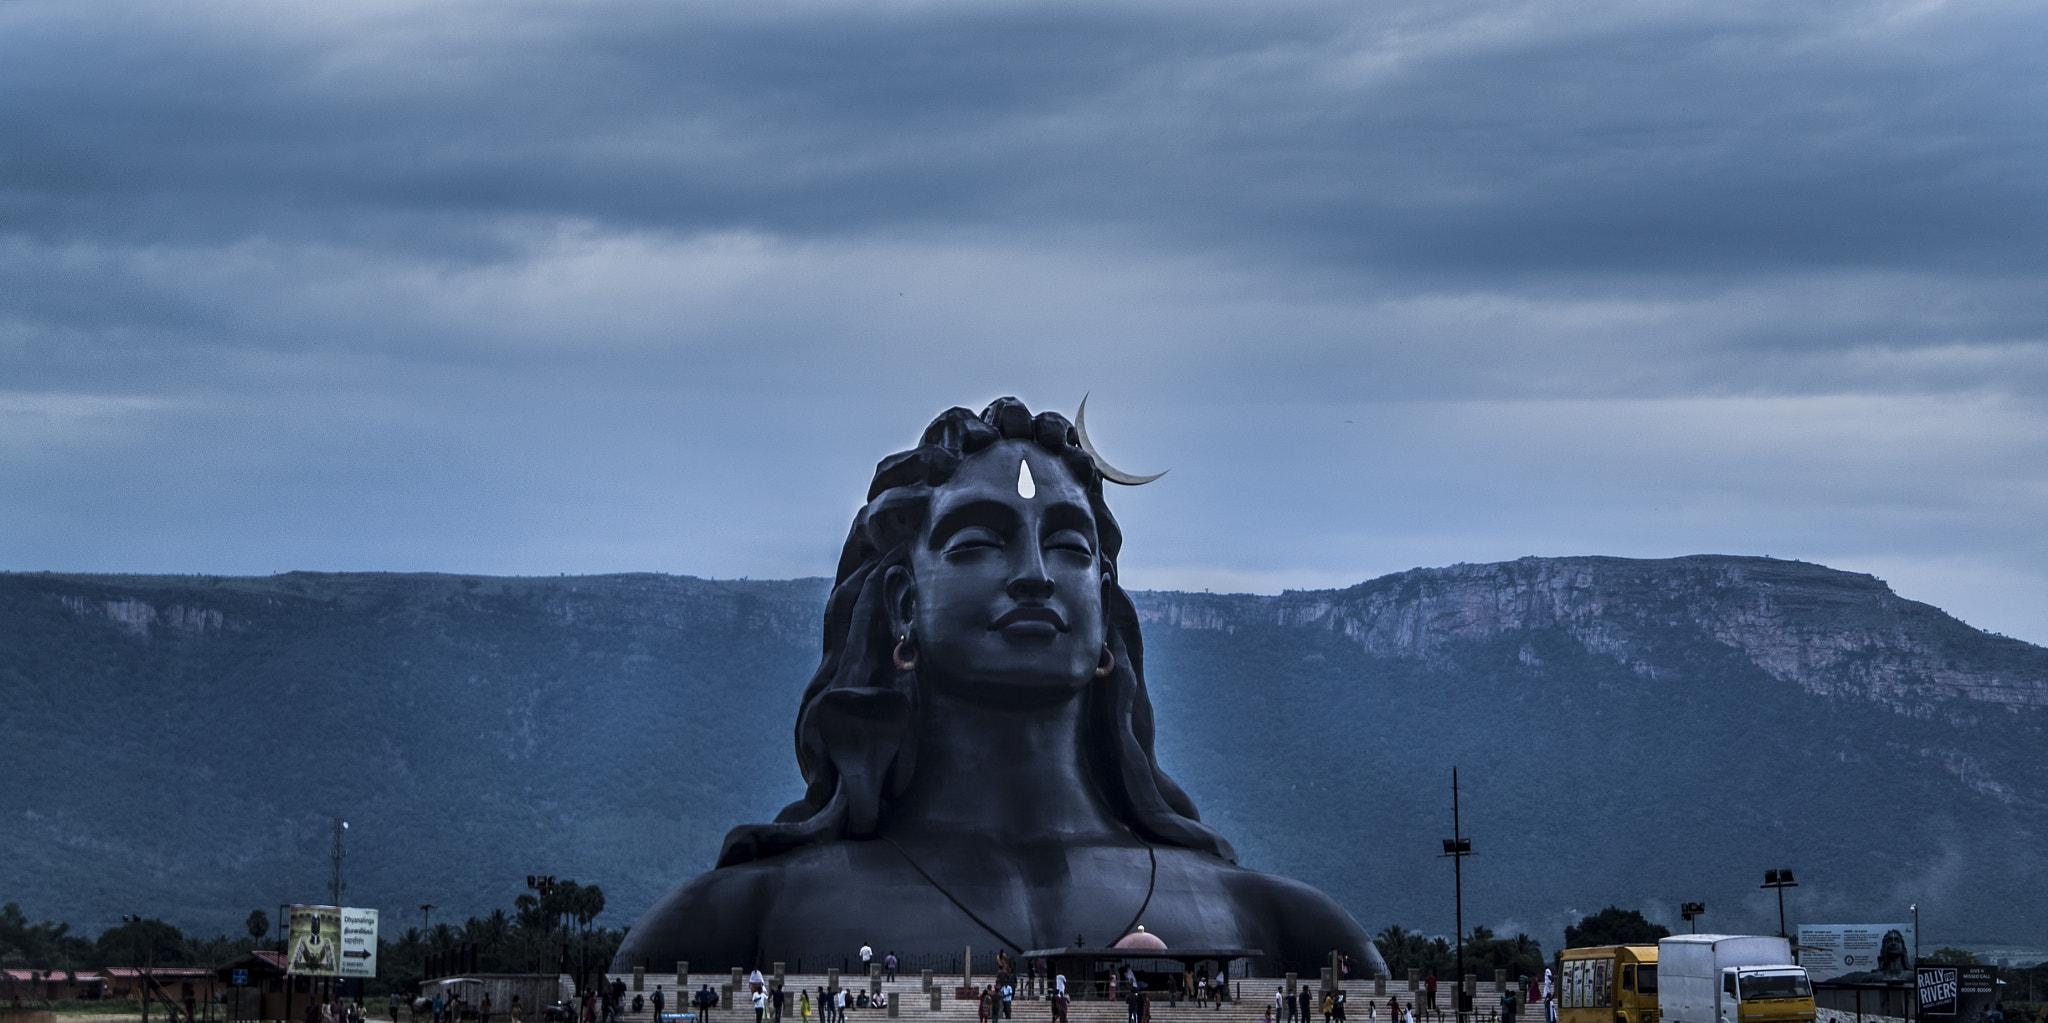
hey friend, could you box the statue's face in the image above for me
[900,439,1108,702]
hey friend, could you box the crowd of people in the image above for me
[395,940,1578,1023]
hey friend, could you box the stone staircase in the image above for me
[593,973,1497,1023]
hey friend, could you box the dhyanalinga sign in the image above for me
[288,905,379,979]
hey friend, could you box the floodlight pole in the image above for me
[1759,870,1799,943]
[1440,769,1475,1023]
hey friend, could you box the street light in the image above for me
[1910,904,1920,965]
[1441,768,1475,1023]
[1681,902,1706,934]
[1760,869,1799,939]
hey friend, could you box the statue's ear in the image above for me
[883,564,916,639]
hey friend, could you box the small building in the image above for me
[1023,927,1262,1001]
[2,969,105,1002]
[103,967,218,1003]
[213,951,294,1022]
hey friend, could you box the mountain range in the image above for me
[4,555,2043,954]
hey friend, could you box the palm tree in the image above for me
[247,911,270,943]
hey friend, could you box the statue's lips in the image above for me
[990,607,1066,637]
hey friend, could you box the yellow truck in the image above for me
[1558,945,1660,1023]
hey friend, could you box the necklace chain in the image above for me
[877,833,1158,955]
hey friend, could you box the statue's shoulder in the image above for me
[1215,861,1383,974]
[612,842,901,971]
[611,861,777,969]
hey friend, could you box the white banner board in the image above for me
[340,907,379,979]
[1798,923,1915,981]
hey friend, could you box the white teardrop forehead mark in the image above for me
[1017,458,1037,500]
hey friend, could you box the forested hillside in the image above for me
[4,557,2042,952]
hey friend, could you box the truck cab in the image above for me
[1718,967,1813,1023]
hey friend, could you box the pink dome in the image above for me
[1112,927,1167,951]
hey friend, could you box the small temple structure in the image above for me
[1022,927,1264,1000]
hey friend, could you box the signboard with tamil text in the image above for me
[339,907,379,979]
[288,905,379,978]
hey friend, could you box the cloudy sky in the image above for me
[4,0,2045,643]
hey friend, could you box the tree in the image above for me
[246,911,270,943]
[1565,907,1670,949]
[96,918,188,967]
[1922,947,1979,965]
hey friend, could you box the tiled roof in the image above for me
[3,969,101,982]
[104,967,214,979]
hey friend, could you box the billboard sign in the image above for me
[288,905,379,978]
[288,906,342,977]
[1919,968,1959,1017]
[1799,923,1916,982]
[339,907,379,979]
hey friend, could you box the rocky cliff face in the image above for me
[1135,555,2048,718]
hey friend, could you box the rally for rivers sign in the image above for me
[287,905,379,979]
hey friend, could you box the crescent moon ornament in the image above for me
[1074,393,1167,486]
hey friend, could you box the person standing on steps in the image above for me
[1424,976,1436,1016]
[1276,987,1289,1023]
[650,987,663,1023]
[1303,985,1317,1023]
[884,953,898,983]
[859,946,873,975]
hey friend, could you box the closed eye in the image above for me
[943,526,1005,555]
[1046,529,1094,557]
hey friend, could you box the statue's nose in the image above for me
[1007,546,1055,600]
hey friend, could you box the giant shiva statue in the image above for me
[614,397,1382,975]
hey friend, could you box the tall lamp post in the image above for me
[1442,768,1475,1023]
[1681,902,1706,934]
[1909,904,1920,965]
[1760,870,1799,940]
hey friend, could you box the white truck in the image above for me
[1657,935,1816,1023]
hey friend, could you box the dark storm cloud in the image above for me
[3,0,2046,641]
[8,2,2044,277]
